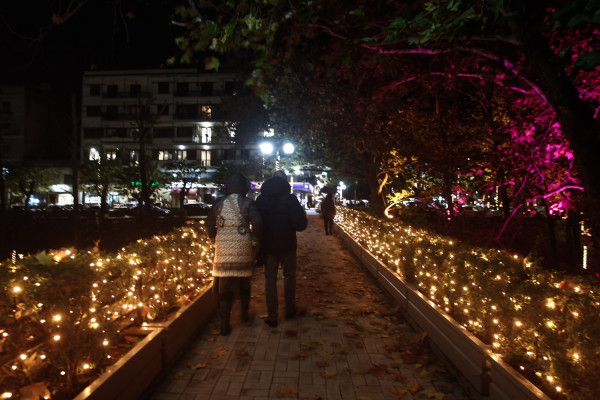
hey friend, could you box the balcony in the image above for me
[102,91,153,99]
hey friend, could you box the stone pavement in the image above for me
[149,211,469,400]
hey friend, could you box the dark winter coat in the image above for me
[321,193,336,219]
[255,176,307,253]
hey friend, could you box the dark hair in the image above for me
[272,170,288,180]
[225,174,250,195]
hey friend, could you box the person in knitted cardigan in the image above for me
[207,174,263,335]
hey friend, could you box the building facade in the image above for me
[80,68,264,206]
[1,85,73,208]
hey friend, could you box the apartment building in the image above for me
[81,68,264,206]
[1,85,73,208]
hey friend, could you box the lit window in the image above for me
[201,106,212,119]
[106,151,117,160]
[201,127,212,143]
[175,150,187,160]
[158,151,173,161]
[130,151,138,165]
[89,148,100,161]
[200,150,211,166]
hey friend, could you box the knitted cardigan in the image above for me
[212,194,254,277]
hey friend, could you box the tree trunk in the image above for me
[0,121,6,256]
[139,130,151,219]
[516,24,600,240]
[541,198,558,263]
[70,95,80,249]
[362,152,386,218]
[435,93,453,215]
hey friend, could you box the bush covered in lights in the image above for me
[0,223,213,399]
[336,207,599,400]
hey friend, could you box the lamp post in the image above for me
[260,141,294,175]
[338,181,346,204]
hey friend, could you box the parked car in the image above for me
[127,204,171,217]
[183,202,211,217]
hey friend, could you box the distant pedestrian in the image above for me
[207,174,263,336]
[321,192,336,235]
[255,170,308,327]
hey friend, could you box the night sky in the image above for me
[1,0,184,92]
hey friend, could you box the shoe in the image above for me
[220,324,231,336]
[285,307,306,319]
[264,318,278,328]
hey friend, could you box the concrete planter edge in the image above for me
[335,224,548,400]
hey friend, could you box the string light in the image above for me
[0,222,213,398]
[335,207,599,399]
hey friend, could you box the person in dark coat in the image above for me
[321,192,336,235]
[206,174,263,335]
[255,170,307,327]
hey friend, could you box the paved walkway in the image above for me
[150,212,469,400]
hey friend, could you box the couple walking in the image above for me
[206,171,307,335]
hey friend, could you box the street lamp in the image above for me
[282,142,295,155]
[338,181,346,204]
[259,142,274,155]
[260,141,295,173]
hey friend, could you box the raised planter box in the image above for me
[149,285,218,367]
[406,286,489,396]
[74,327,164,400]
[334,223,548,400]
[487,354,551,400]
[74,284,218,400]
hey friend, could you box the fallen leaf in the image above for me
[212,347,228,357]
[19,382,50,400]
[419,388,446,399]
[316,350,336,359]
[367,364,391,377]
[233,348,251,360]
[321,370,337,378]
[389,385,409,399]
[408,381,423,392]
[276,384,299,397]
[171,371,185,378]
[316,361,329,368]
[296,351,309,358]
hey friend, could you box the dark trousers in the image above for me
[323,217,334,234]
[264,250,297,322]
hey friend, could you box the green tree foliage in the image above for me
[80,157,123,216]
[4,165,59,209]
[163,161,205,209]
[171,0,599,231]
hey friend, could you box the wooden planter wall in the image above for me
[74,286,218,400]
[334,224,551,400]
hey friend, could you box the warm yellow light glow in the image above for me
[12,286,21,293]
[53,335,61,341]
[53,314,61,322]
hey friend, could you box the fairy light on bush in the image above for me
[0,223,213,397]
[335,207,599,399]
